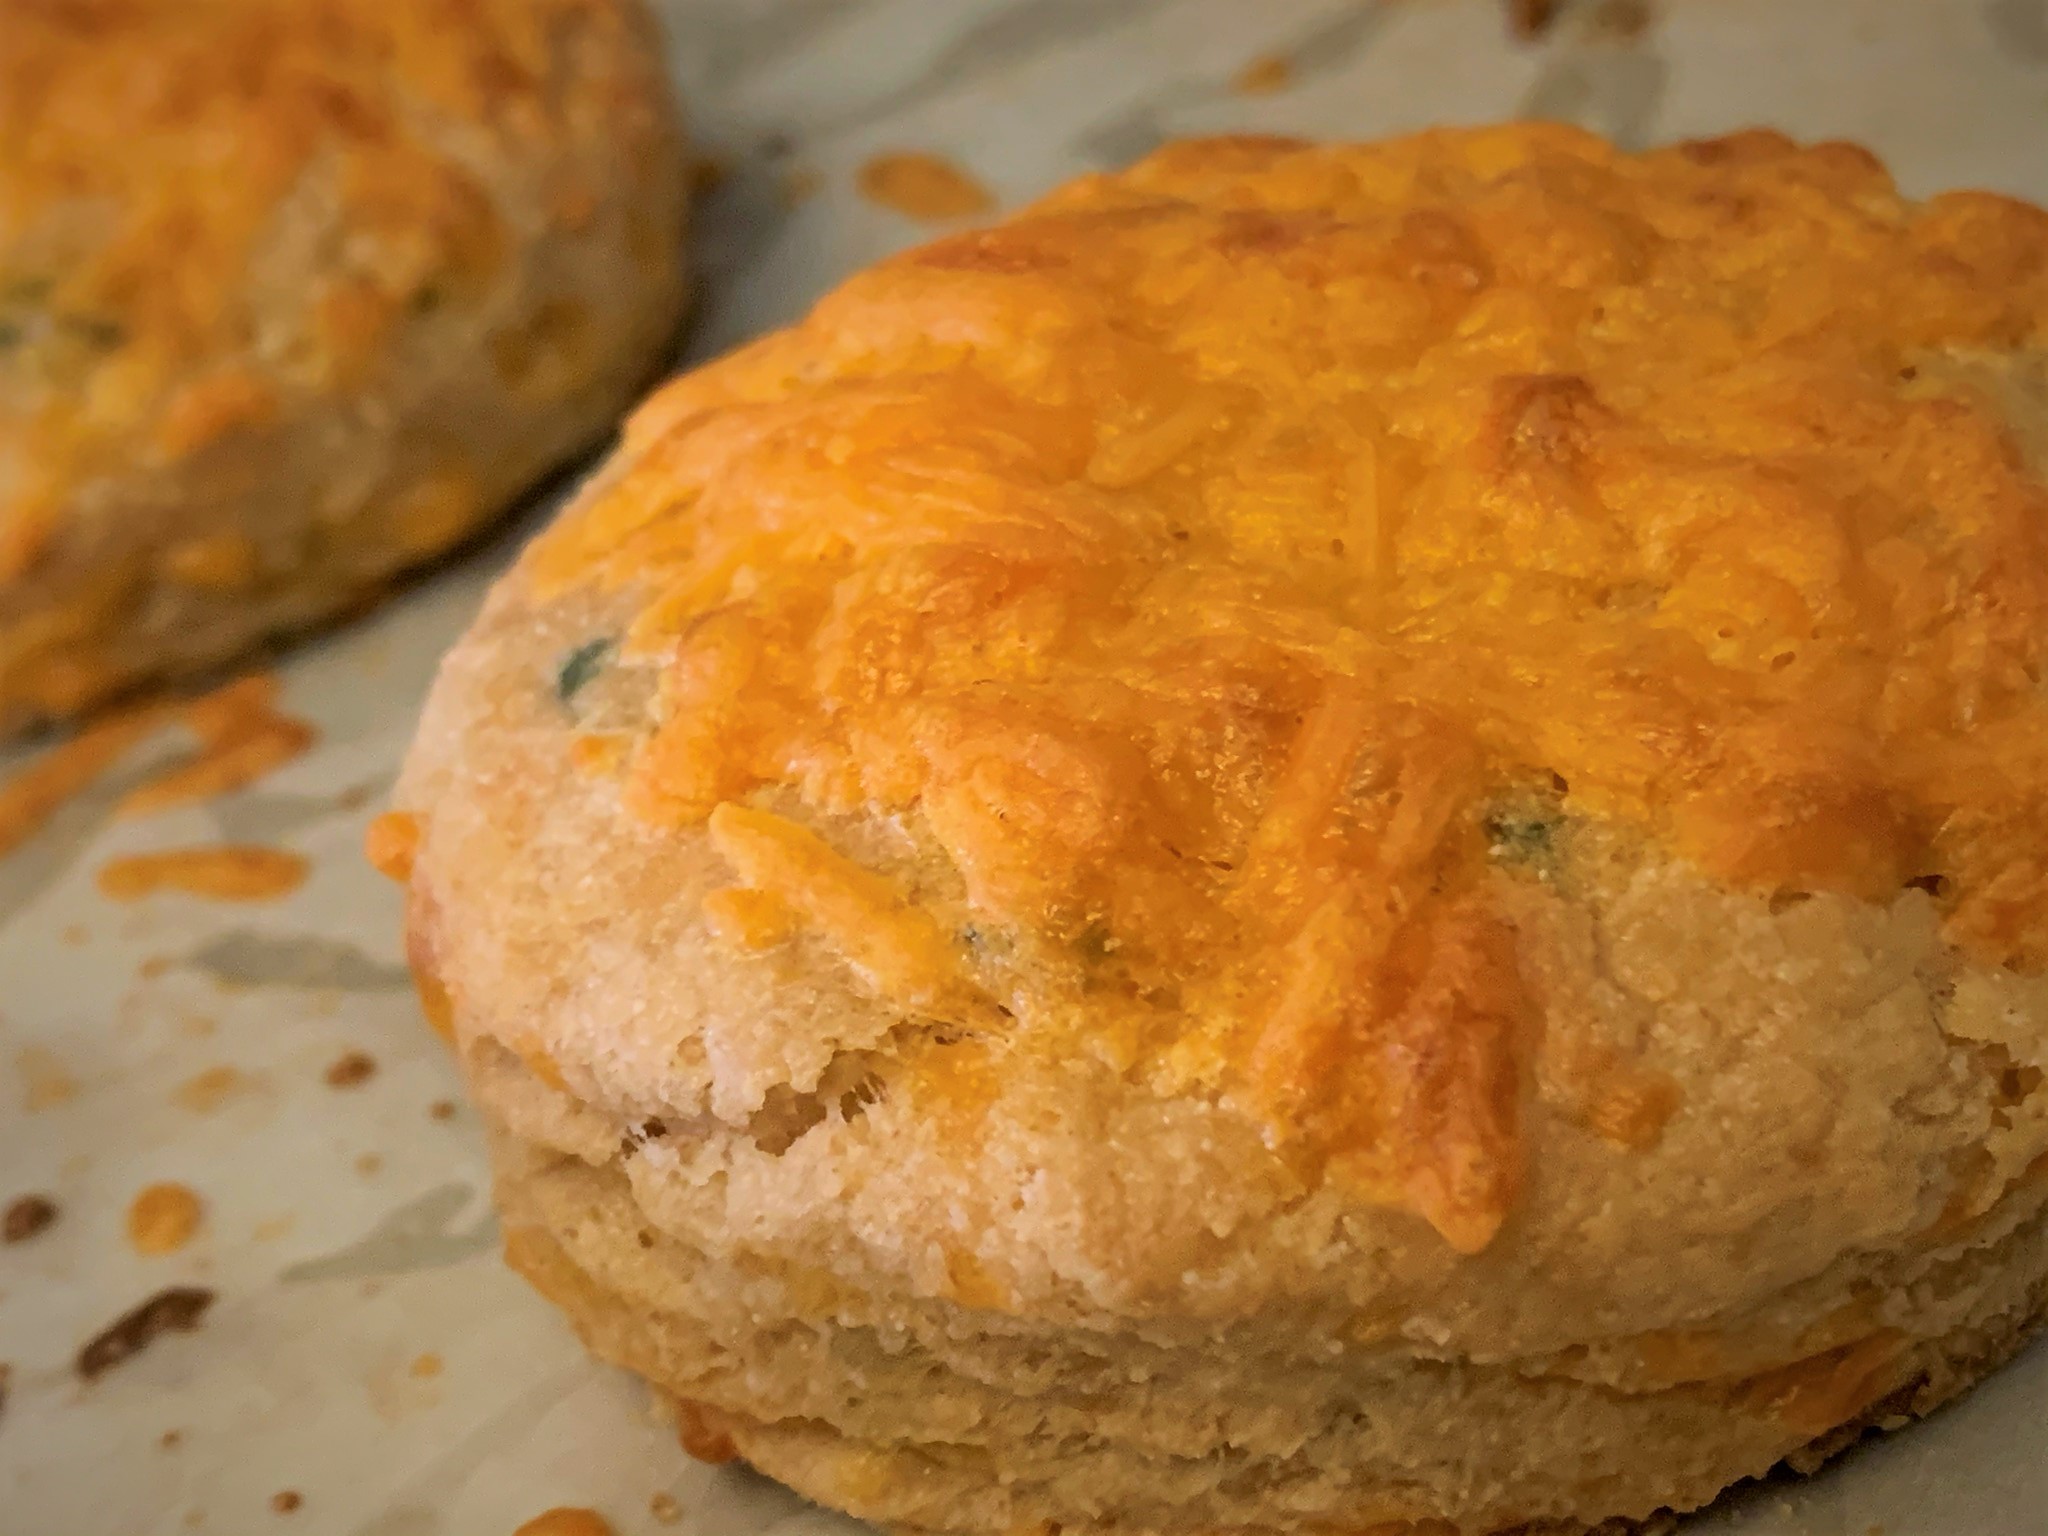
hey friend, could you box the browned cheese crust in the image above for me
[387,126,2048,1534]
[0,0,689,734]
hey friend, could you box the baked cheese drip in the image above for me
[531,126,2048,1251]
[0,0,652,579]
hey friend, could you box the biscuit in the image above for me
[0,0,687,735]
[388,126,2048,1533]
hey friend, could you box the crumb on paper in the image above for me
[269,1491,302,1514]
[1587,0,1652,41]
[354,1153,383,1177]
[323,1050,376,1088]
[128,1182,203,1256]
[781,166,822,206]
[98,845,309,903]
[160,1428,184,1450]
[138,954,174,979]
[648,1492,682,1524]
[252,1214,296,1242]
[180,1014,218,1039]
[688,153,729,195]
[173,1064,248,1114]
[1506,0,1562,39]
[61,923,89,945]
[855,151,993,221]
[1231,53,1293,94]
[76,1286,216,1379]
[115,674,318,820]
[513,1510,615,1536]
[409,1351,443,1379]
[0,1362,10,1423]
[3,1193,58,1243]
[17,1045,78,1112]
[429,1099,457,1121]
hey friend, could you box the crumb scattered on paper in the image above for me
[1231,53,1293,94]
[323,1051,376,1089]
[689,153,730,195]
[648,1492,682,1524]
[513,1510,615,1536]
[116,674,317,820]
[76,1287,216,1380]
[1506,0,1561,39]
[3,1193,58,1243]
[127,1183,203,1256]
[17,1046,78,1112]
[270,1490,302,1514]
[173,1065,250,1114]
[856,151,993,220]
[410,1352,443,1379]
[98,846,308,903]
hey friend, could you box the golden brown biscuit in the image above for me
[386,125,2048,1534]
[0,0,687,735]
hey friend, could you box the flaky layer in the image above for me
[483,1108,2048,1535]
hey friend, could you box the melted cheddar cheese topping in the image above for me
[529,126,2048,1250]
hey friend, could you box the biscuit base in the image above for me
[483,1119,2048,1536]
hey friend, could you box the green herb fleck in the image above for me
[555,636,615,705]
[60,314,126,350]
[1483,806,1561,867]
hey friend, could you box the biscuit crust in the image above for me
[393,127,2048,1533]
[0,0,688,733]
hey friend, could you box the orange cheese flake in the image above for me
[364,810,421,883]
[1739,1331,1907,1437]
[1231,54,1294,95]
[524,126,2048,1249]
[706,803,996,1026]
[97,845,307,902]
[856,152,994,222]
[0,702,171,858]
[126,1182,203,1255]
[152,370,279,459]
[673,1400,739,1466]
[700,886,795,950]
[117,674,318,818]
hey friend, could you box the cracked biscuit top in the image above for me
[475,124,2048,1258]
